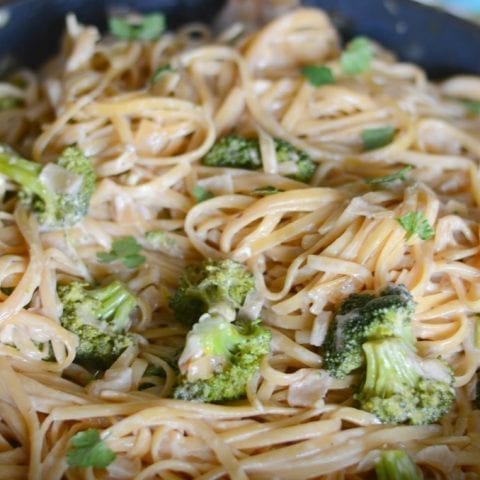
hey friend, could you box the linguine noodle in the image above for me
[0,6,479,479]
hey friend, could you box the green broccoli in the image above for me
[273,138,316,183]
[355,338,455,425]
[0,145,95,230]
[203,135,262,170]
[322,285,416,379]
[0,97,23,110]
[58,280,137,370]
[173,313,271,402]
[375,450,424,480]
[202,135,316,183]
[169,259,255,326]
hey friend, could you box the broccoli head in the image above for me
[173,314,271,402]
[355,338,455,425]
[0,144,95,230]
[58,280,137,370]
[169,259,255,326]
[273,138,316,182]
[202,135,316,183]
[375,450,424,480]
[322,284,416,379]
[203,135,262,170]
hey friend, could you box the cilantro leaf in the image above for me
[67,429,116,469]
[301,65,335,86]
[95,252,117,263]
[108,13,165,41]
[397,211,434,240]
[122,254,147,269]
[341,37,373,75]
[362,126,395,151]
[151,64,172,83]
[97,236,146,268]
[192,186,213,203]
[109,237,140,257]
[252,186,284,196]
[108,18,132,39]
[366,165,412,185]
[137,14,166,40]
[463,99,480,115]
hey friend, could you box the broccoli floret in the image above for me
[58,281,137,370]
[202,135,316,183]
[322,285,416,379]
[169,259,255,326]
[273,138,316,182]
[355,338,455,425]
[173,314,271,402]
[203,135,261,170]
[375,450,423,480]
[0,144,95,230]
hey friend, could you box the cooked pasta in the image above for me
[0,5,479,480]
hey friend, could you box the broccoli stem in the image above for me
[375,450,423,480]
[0,154,55,214]
[362,339,418,397]
[89,281,136,332]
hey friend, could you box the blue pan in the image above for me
[0,0,479,76]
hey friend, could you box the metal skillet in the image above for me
[0,0,479,77]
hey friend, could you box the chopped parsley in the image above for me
[252,186,284,196]
[301,65,335,86]
[463,99,480,115]
[109,13,166,41]
[341,37,373,75]
[0,97,23,111]
[151,63,172,83]
[66,429,116,468]
[192,186,213,203]
[362,126,395,151]
[97,236,146,268]
[397,211,434,240]
[366,165,412,185]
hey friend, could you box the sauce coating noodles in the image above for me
[0,7,479,480]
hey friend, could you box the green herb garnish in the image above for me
[192,186,213,203]
[151,64,172,83]
[397,212,434,240]
[463,100,480,115]
[341,37,373,75]
[366,165,412,185]
[0,97,23,111]
[301,65,335,86]
[97,236,146,268]
[362,126,395,151]
[109,13,166,41]
[66,429,116,468]
[252,186,284,196]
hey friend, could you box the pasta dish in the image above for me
[0,6,479,479]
